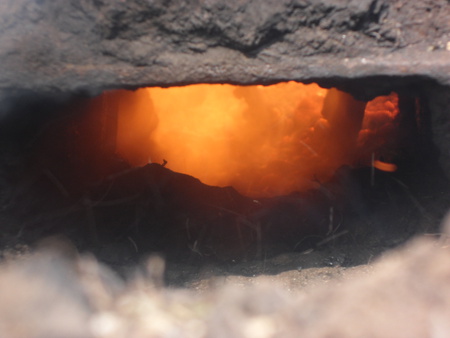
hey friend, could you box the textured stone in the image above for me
[0,0,449,98]
[428,86,450,175]
[2,235,450,337]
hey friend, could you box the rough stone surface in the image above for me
[428,86,450,175]
[1,235,450,337]
[0,0,449,98]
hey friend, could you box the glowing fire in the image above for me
[71,82,400,197]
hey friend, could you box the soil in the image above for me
[0,156,448,290]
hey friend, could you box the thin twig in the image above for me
[185,218,191,240]
[42,169,69,198]
[82,194,98,244]
[254,221,262,260]
[327,206,334,236]
[390,176,430,219]
[127,236,138,253]
[371,152,375,187]
[293,235,323,250]
[317,230,349,247]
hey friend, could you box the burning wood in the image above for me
[373,160,398,173]
[0,83,417,260]
[58,83,403,199]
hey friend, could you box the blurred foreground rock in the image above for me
[1,235,450,338]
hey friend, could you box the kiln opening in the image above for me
[0,81,448,275]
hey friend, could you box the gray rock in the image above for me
[0,0,448,98]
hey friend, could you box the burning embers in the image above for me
[10,82,432,259]
[74,82,400,197]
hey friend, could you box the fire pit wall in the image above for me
[0,0,449,157]
[0,0,449,257]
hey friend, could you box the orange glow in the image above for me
[373,160,398,172]
[357,92,400,167]
[93,83,401,197]
[148,83,330,196]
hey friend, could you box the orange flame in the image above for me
[373,160,398,172]
[85,83,400,197]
